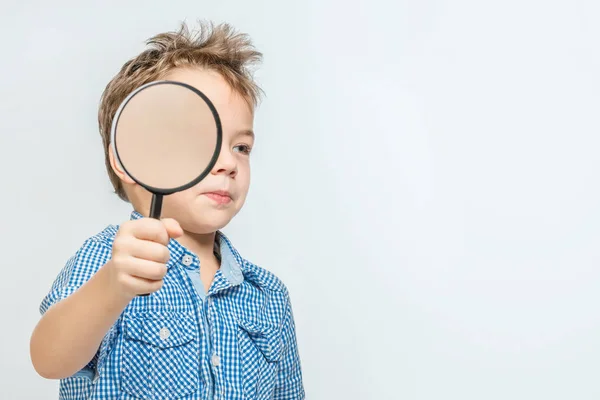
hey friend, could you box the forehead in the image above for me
[161,67,254,126]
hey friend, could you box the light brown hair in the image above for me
[98,21,263,201]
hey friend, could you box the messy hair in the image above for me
[98,21,263,201]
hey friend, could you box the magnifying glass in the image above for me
[111,80,222,219]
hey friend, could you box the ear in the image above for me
[108,145,135,184]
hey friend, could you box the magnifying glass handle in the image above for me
[149,193,163,219]
[140,193,164,297]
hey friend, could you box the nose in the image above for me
[211,148,237,178]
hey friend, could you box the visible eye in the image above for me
[233,144,252,155]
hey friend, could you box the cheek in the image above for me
[163,190,195,212]
[237,174,251,198]
[237,162,251,187]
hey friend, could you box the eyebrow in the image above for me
[237,129,255,139]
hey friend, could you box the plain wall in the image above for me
[2,0,600,399]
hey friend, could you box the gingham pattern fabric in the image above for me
[39,211,304,400]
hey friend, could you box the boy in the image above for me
[30,21,304,400]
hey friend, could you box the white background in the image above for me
[2,0,600,399]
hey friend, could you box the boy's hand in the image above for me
[106,218,183,298]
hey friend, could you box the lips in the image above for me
[203,190,232,204]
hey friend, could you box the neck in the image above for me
[177,230,218,261]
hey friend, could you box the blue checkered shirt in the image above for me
[39,211,304,400]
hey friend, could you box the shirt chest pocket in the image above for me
[237,318,285,400]
[121,313,200,399]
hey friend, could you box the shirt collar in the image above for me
[128,210,245,288]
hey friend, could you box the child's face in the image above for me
[122,67,255,234]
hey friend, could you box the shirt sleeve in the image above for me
[39,237,118,376]
[273,294,305,400]
[40,238,112,311]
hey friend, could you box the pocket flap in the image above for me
[238,318,284,362]
[124,313,196,349]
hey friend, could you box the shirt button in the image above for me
[182,255,193,266]
[159,327,170,340]
[212,354,221,367]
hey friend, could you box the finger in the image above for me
[129,241,170,264]
[161,218,183,239]
[126,259,168,281]
[129,218,170,245]
[122,274,164,295]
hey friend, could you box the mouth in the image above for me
[202,190,232,205]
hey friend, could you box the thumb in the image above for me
[161,218,183,239]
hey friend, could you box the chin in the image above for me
[181,210,237,234]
